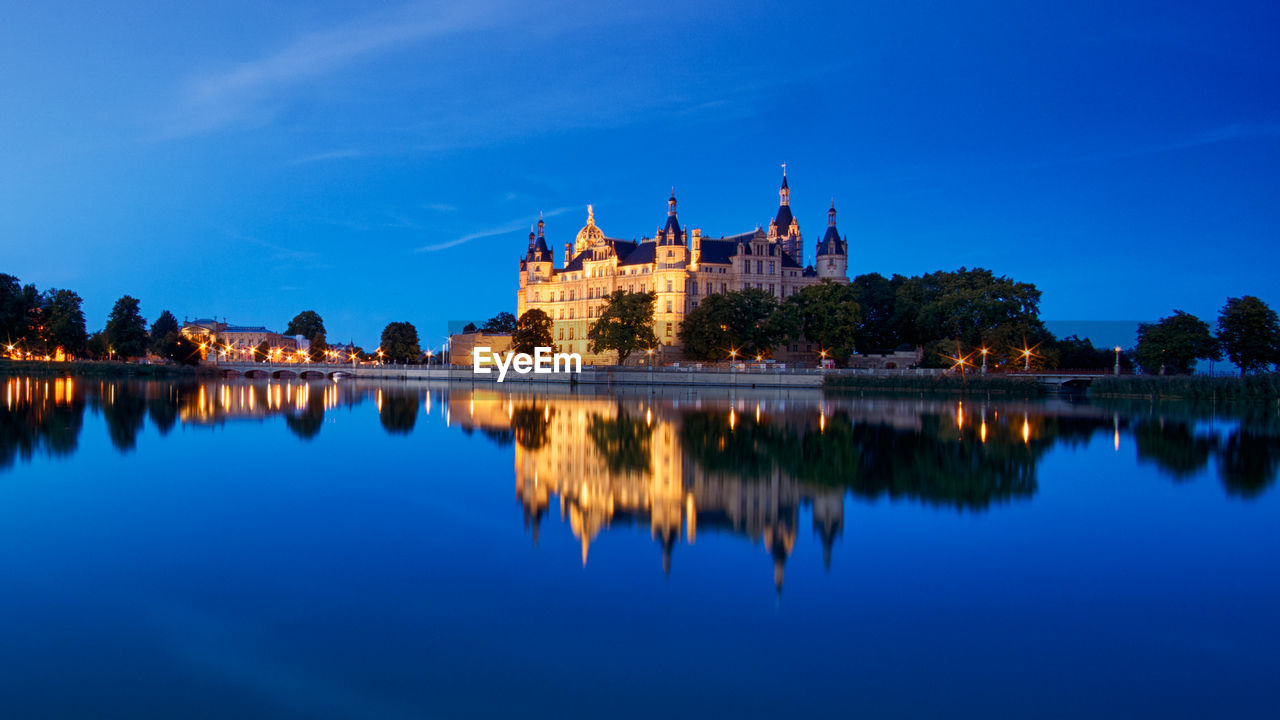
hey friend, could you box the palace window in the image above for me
[666,300,672,313]
[721,283,727,293]
[705,282,712,295]
[666,280,672,292]
[665,322,672,337]
[628,284,635,293]
[742,260,750,274]
[768,262,775,274]
[756,260,763,274]
[559,291,564,302]
[569,309,575,319]
[569,328,575,340]
[558,309,563,319]
[569,290,575,301]
[558,328,564,339]
[768,284,775,296]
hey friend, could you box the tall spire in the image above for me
[668,188,677,216]
[780,164,790,204]
[537,212,545,238]
[828,199,837,227]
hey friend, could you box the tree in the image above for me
[1135,310,1220,375]
[679,288,791,361]
[380,322,421,363]
[308,331,329,362]
[462,322,478,333]
[153,332,201,365]
[104,295,149,359]
[481,311,517,334]
[785,281,863,365]
[1217,296,1280,376]
[851,273,903,352]
[39,289,87,357]
[0,273,35,347]
[86,331,110,360]
[587,290,658,365]
[149,310,180,355]
[254,340,271,363]
[285,310,326,341]
[511,309,554,355]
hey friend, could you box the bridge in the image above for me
[1000,370,1116,391]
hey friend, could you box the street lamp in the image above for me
[1022,347,1032,371]
[1114,346,1122,376]
[980,348,988,374]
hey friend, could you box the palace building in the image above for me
[517,172,849,364]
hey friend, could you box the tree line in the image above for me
[496,268,1280,374]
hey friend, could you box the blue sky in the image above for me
[2,1,1277,349]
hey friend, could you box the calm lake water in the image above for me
[1,375,1278,718]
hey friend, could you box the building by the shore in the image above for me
[180,318,300,356]
[516,172,849,365]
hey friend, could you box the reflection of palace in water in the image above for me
[451,392,845,592]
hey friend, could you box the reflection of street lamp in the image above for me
[980,347,988,375]
[1114,346,1122,375]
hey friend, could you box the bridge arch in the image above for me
[271,369,297,379]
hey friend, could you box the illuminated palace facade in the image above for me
[517,172,850,364]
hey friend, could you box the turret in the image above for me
[772,166,802,261]
[657,189,684,246]
[816,200,847,282]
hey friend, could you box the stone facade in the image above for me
[517,173,850,365]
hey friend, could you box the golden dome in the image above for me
[574,205,606,253]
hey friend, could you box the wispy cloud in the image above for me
[162,1,520,137]
[289,149,365,165]
[414,207,572,253]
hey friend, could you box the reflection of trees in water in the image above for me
[1,380,86,468]
[1135,421,1215,480]
[680,411,1118,509]
[100,383,148,452]
[378,391,418,435]
[285,389,326,440]
[1219,430,1280,498]
[587,407,652,474]
[1132,419,1280,498]
[511,406,551,450]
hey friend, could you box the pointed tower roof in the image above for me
[774,169,795,234]
[817,200,845,256]
[658,189,684,245]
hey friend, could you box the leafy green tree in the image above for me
[481,311,517,333]
[785,281,863,364]
[1217,295,1280,376]
[679,288,790,361]
[308,332,329,362]
[254,340,271,363]
[39,289,87,357]
[285,310,326,341]
[152,331,201,365]
[0,273,35,347]
[149,310,179,354]
[511,309,555,355]
[86,331,110,360]
[851,272,902,352]
[1135,310,1220,375]
[587,290,658,365]
[104,295,149,359]
[380,321,421,363]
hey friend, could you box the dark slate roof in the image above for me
[225,325,273,333]
[697,239,738,264]
[817,227,845,256]
[562,238,638,272]
[618,241,656,266]
[774,203,794,231]
[697,236,803,268]
[659,215,683,245]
